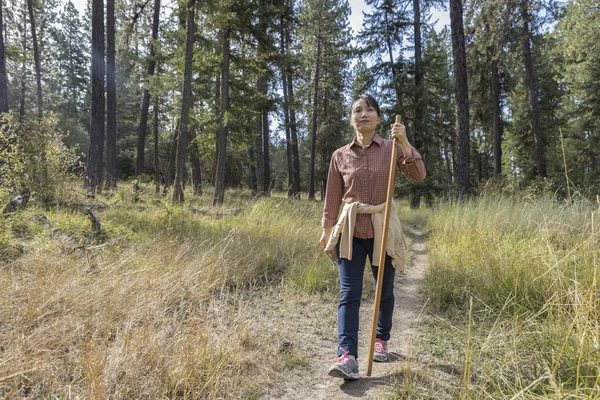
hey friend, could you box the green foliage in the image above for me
[0,114,82,203]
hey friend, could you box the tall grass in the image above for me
[422,196,599,398]
[0,182,336,398]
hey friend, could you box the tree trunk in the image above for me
[308,29,321,201]
[443,133,452,191]
[213,26,230,206]
[172,0,195,204]
[285,21,301,199]
[105,0,117,188]
[136,0,161,176]
[248,144,257,195]
[0,0,8,115]
[27,0,42,119]
[258,0,270,195]
[491,60,502,176]
[85,0,105,191]
[190,142,202,196]
[384,5,412,143]
[154,94,160,193]
[280,16,293,198]
[450,0,470,199]
[19,4,26,122]
[253,117,264,194]
[163,128,177,194]
[520,0,546,178]
[413,0,423,148]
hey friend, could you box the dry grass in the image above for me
[410,195,600,399]
[0,182,334,398]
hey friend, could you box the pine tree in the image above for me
[173,0,196,204]
[85,0,105,190]
[450,0,470,198]
[135,0,161,176]
[0,0,8,115]
[105,0,117,188]
[27,0,42,119]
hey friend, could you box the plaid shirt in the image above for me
[322,135,426,239]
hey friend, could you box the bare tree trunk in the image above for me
[450,0,470,199]
[0,0,8,115]
[491,60,502,176]
[136,0,161,176]
[84,0,105,191]
[105,0,117,188]
[27,0,42,119]
[285,20,301,199]
[19,4,26,122]
[213,26,230,206]
[308,28,321,201]
[253,117,264,194]
[163,127,177,194]
[154,95,160,193]
[413,0,423,148]
[280,16,293,198]
[248,144,257,195]
[172,0,195,204]
[520,0,546,178]
[384,5,412,143]
[443,135,452,191]
[190,143,202,196]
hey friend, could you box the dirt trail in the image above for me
[259,225,431,399]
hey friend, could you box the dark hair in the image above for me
[349,94,380,118]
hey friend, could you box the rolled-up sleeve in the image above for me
[322,151,344,228]
[397,145,426,182]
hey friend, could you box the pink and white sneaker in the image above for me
[328,347,360,380]
[373,338,388,362]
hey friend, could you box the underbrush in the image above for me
[414,196,600,399]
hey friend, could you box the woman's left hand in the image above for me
[390,121,408,145]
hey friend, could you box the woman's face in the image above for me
[350,98,379,134]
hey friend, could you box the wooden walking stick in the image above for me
[366,115,401,377]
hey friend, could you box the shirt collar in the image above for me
[348,134,382,149]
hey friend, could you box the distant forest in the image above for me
[0,0,599,205]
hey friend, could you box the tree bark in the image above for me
[154,94,160,193]
[172,0,195,204]
[308,28,321,201]
[19,4,26,122]
[280,15,293,198]
[285,18,301,199]
[27,0,42,119]
[105,0,117,188]
[520,0,546,178]
[213,26,230,206]
[413,0,423,148]
[163,127,177,194]
[384,4,413,143]
[0,0,8,115]
[491,60,502,176]
[450,0,470,199]
[190,142,202,196]
[136,0,161,176]
[85,0,105,191]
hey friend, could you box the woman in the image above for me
[320,94,426,380]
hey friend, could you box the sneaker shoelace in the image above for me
[337,347,354,364]
[375,339,386,353]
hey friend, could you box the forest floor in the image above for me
[256,224,460,399]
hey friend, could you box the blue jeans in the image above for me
[336,237,396,359]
